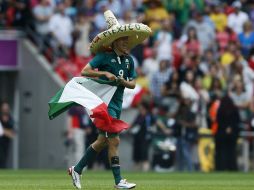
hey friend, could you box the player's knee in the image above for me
[93,138,107,151]
[108,137,120,147]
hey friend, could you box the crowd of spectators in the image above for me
[1,0,254,172]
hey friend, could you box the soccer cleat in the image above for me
[68,166,82,189]
[115,179,136,189]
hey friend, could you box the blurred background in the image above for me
[1,0,254,173]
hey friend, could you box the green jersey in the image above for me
[89,51,137,119]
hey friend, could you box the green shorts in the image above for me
[98,108,121,138]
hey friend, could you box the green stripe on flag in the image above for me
[48,88,76,120]
[48,102,75,120]
[49,88,64,103]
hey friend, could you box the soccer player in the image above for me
[68,10,151,189]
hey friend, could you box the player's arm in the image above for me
[81,63,117,81]
[117,77,136,89]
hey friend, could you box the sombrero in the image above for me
[90,10,152,54]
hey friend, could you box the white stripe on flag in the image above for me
[58,77,117,110]
[73,77,116,105]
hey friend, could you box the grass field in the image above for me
[0,170,254,190]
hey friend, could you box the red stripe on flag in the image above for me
[110,118,129,133]
[90,103,111,125]
[90,103,129,133]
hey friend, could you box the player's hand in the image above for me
[104,72,117,81]
[116,76,125,86]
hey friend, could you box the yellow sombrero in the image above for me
[90,10,152,54]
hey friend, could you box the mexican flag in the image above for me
[48,77,129,133]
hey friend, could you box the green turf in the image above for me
[0,170,254,190]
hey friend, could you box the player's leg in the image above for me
[69,135,107,189]
[108,136,121,184]
[106,108,135,188]
[74,134,107,174]
[108,136,136,189]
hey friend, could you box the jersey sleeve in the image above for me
[89,53,105,69]
[128,57,137,80]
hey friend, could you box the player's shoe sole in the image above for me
[114,186,136,189]
[114,179,136,189]
[114,185,136,189]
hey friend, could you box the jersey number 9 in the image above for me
[118,70,124,78]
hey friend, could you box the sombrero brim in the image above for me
[90,23,152,54]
